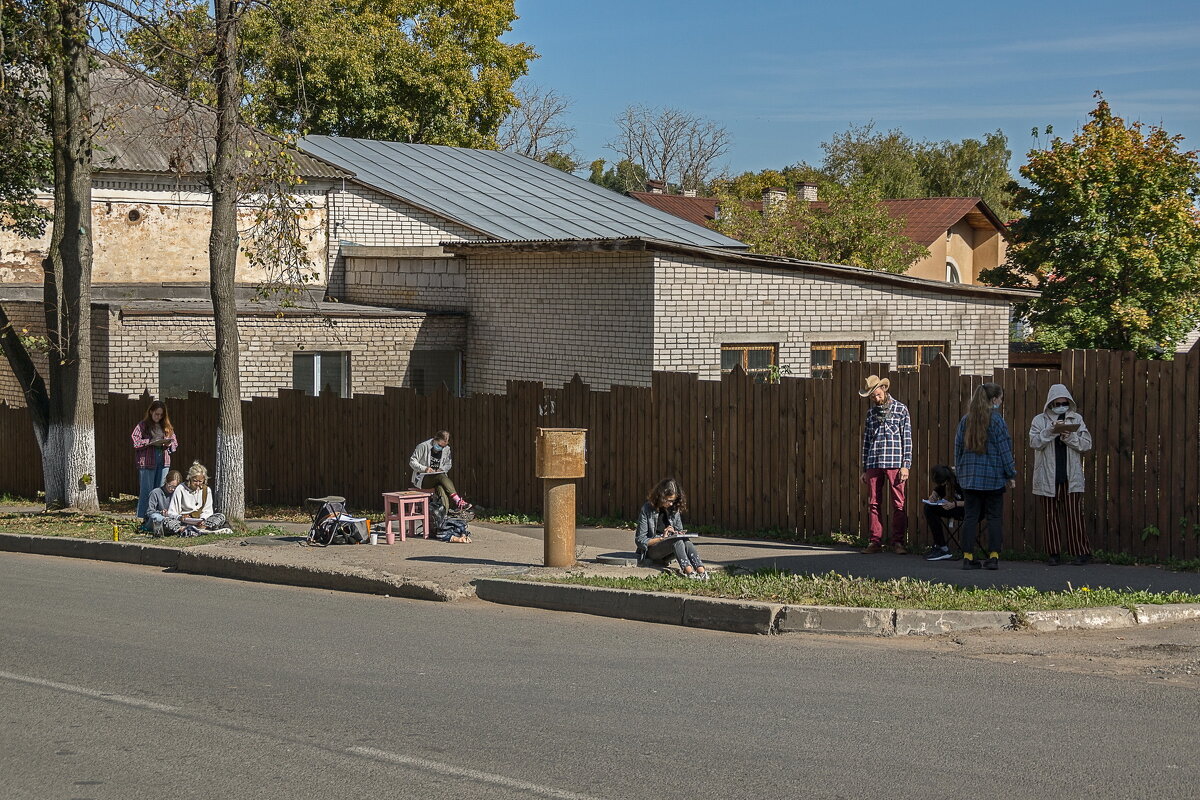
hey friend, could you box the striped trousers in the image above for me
[1041,484,1090,556]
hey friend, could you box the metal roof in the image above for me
[90,58,349,180]
[298,136,747,248]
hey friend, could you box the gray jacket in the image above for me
[634,502,683,554]
[409,438,453,488]
[145,487,173,517]
[1029,383,1093,496]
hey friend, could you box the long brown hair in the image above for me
[142,400,174,437]
[964,383,1003,454]
[648,478,688,514]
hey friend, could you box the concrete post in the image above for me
[535,428,587,568]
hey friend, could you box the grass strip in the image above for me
[525,569,1200,613]
[0,512,265,548]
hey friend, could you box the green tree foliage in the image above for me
[540,151,579,173]
[981,96,1200,357]
[0,0,52,237]
[710,164,827,200]
[588,158,648,194]
[713,182,928,273]
[124,0,535,146]
[820,122,1016,219]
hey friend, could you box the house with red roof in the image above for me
[628,186,1008,285]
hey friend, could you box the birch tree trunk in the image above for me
[42,0,98,511]
[208,0,245,522]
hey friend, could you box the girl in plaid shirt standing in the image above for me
[954,383,1017,570]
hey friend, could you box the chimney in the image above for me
[681,188,697,197]
[761,186,788,213]
[797,182,819,202]
[645,180,666,194]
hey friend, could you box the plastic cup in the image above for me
[369,533,378,546]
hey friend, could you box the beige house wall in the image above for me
[900,220,1007,286]
[652,254,1011,378]
[0,176,330,286]
[463,251,654,394]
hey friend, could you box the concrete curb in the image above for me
[474,578,1200,637]
[0,532,458,602]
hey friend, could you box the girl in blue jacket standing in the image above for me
[954,383,1017,570]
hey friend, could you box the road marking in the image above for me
[348,746,607,800]
[0,670,180,713]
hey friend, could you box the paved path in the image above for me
[2,554,1197,800]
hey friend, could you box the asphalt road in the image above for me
[2,554,1197,800]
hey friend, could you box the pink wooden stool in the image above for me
[381,489,433,543]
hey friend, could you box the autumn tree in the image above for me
[713,182,928,273]
[981,96,1200,357]
[710,164,827,200]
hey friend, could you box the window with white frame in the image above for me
[293,351,350,397]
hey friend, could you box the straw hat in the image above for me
[858,374,890,397]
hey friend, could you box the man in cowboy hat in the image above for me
[859,374,912,554]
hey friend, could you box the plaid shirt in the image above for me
[954,411,1017,490]
[861,397,912,470]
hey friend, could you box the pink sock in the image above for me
[451,493,465,507]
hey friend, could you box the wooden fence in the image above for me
[1,346,1197,560]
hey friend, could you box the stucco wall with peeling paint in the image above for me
[0,176,331,286]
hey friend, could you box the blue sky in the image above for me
[508,0,1200,176]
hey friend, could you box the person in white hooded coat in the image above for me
[1028,384,1093,565]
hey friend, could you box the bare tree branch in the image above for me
[497,83,576,161]
[607,104,730,191]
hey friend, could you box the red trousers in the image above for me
[865,468,908,545]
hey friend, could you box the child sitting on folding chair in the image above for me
[923,465,964,561]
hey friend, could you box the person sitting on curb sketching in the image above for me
[634,478,709,580]
[141,469,182,537]
[409,430,473,518]
[164,462,232,537]
[922,465,964,561]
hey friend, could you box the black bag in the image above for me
[308,500,368,546]
[437,516,469,542]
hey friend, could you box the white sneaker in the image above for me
[209,527,233,536]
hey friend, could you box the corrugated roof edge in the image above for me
[440,237,1038,303]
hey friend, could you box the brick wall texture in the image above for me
[652,254,1012,378]
[464,251,654,394]
[327,185,486,297]
[457,249,1011,393]
[0,303,465,404]
[343,255,468,311]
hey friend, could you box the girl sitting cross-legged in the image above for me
[634,478,709,580]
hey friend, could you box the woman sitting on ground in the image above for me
[141,469,182,537]
[634,478,709,580]
[923,465,964,562]
[164,462,232,537]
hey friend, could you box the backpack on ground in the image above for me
[308,499,368,546]
[436,515,469,542]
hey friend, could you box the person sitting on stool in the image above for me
[923,465,964,561]
[409,430,472,515]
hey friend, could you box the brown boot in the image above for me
[860,542,883,554]
[892,542,908,555]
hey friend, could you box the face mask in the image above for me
[992,399,1002,408]
[1051,404,1070,414]
[432,444,444,453]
